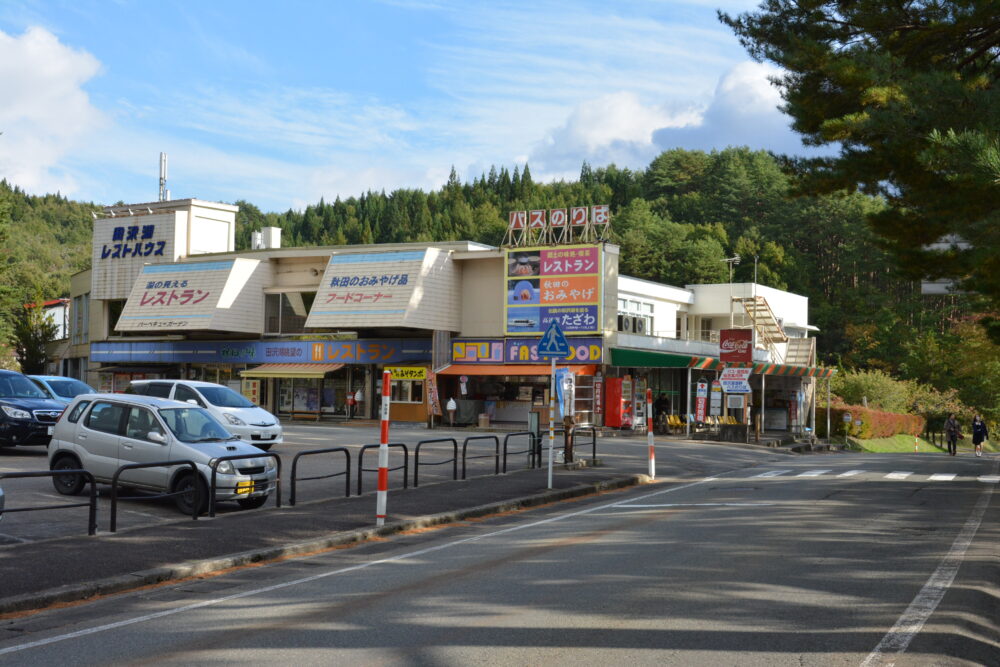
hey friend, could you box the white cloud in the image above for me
[652,61,823,156]
[530,91,700,174]
[0,27,104,194]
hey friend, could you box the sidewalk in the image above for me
[0,449,649,616]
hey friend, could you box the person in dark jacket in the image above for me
[971,415,989,458]
[944,413,961,456]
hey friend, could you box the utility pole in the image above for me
[721,255,741,328]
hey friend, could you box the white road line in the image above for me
[862,464,996,666]
[837,470,865,477]
[797,469,831,477]
[0,471,729,656]
[885,472,913,480]
[617,503,774,508]
[979,475,1000,484]
[927,474,955,482]
[753,470,791,478]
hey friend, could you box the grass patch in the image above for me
[834,434,998,454]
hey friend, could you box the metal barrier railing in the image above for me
[289,447,351,505]
[0,470,98,536]
[110,460,199,532]
[573,426,598,464]
[414,438,458,487]
[209,453,282,518]
[462,435,500,480]
[502,431,537,473]
[357,443,409,495]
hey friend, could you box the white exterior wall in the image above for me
[685,283,809,331]
[617,275,693,338]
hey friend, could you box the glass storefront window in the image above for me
[390,380,424,403]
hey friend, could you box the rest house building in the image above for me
[65,198,834,436]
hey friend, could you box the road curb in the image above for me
[0,473,649,617]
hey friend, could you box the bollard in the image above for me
[376,370,391,527]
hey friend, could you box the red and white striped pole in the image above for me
[647,387,655,479]
[376,370,391,527]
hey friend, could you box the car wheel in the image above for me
[51,455,86,496]
[236,495,269,510]
[173,473,209,516]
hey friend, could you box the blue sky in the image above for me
[0,0,819,212]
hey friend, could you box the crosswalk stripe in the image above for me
[798,469,831,477]
[885,471,912,480]
[837,470,865,477]
[979,476,1000,484]
[753,470,791,478]
[928,474,956,481]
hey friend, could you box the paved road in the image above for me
[0,451,995,665]
[0,423,779,542]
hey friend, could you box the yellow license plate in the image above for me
[236,480,255,495]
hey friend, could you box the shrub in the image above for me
[817,403,925,439]
[831,369,910,413]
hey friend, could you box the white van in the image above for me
[128,380,283,450]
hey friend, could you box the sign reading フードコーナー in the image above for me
[504,244,602,335]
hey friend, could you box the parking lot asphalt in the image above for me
[0,426,790,616]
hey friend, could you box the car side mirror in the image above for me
[186,399,199,406]
[147,431,166,444]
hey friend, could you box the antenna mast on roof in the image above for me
[158,152,168,202]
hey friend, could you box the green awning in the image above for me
[610,348,703,368]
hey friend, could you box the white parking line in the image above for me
[979,476,1000,484]
[837,470,865,477]
[753,470,791,478]
[885,472,912,480]
[927,474,956,482]
[617,503,775,508]
[797,469,831,477]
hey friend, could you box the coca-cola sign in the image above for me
[720,329,753,363]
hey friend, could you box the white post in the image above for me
[685,367,692,437]
[826,378,832,443]
[646,388,655,478]
[760,371,766,440]
[376,370,391,527]
[547,356,555,489]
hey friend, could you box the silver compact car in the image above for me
[48,394,277,515]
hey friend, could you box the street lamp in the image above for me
[721,254,741,328]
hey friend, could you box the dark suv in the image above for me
[0,369,66,447]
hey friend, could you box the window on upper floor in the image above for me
[618,298,654,334]
[265,292,316,334]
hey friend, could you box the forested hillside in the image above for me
[1,148,995,419]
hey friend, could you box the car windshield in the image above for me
[158,407,235,443]
[0,375,48,399]
[196,386,255,408]
[45,379,95,399]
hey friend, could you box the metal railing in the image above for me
[0,470,98,536]
[209,453,282,518]
[462,435,500,480]
[357,443,409,495]
[110,460,199,532]
[502,432,537,473]
[289,447,351,505]
[414,438,458,487]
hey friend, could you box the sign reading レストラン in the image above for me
[504,244,602,335]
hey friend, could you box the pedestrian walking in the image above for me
[971,415,989,458]
[944,413,961,456]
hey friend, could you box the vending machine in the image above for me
[604,375,634,429]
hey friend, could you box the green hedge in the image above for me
[817,403,925,439]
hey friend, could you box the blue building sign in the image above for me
[91,339,432,365]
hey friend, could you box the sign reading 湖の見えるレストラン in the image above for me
[503,244,602,335]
